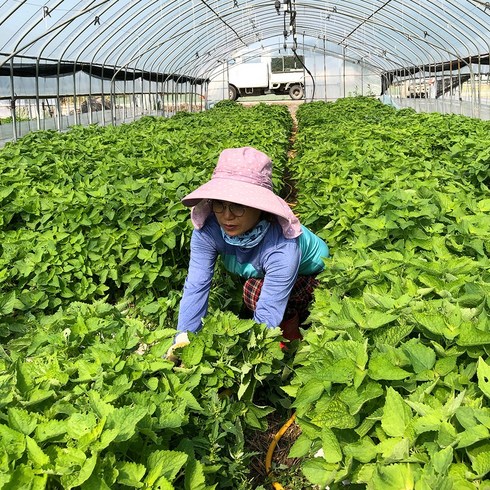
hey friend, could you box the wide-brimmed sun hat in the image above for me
[181,146,301,239]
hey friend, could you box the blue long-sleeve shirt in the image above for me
[177,215,329,333]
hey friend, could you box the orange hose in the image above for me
[265,412,297,490]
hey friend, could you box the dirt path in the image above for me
[240,100,302,205]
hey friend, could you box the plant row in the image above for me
[0,101,292,337]
[2,97,490,489]
[0,101,295,489]
[284,97,490,488]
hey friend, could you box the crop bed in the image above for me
[0,98,489,489]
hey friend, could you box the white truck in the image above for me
[227,56,305,101]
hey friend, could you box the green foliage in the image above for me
[0,103,293,337]
[0,301,285,489]
[284,97,490,489]
[3,96,490,488]
[0,103,295,488]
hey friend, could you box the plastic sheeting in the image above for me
[1,1,489,87]
[0,0,489,141]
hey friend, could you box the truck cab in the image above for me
[228,55,305,100]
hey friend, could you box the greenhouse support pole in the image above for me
[101,63,107,126]
[35,60,41,131]
[110,77,116,126]
[56,61,62,132]
[73,69,79,127]
[323,36,327,102]
[140,69,145,116]
[343,46,346,98]
[10,98,17,142]
[132,68,137,121]
[9,59,18,141]
[472,57,478,105]
[169,78,173,116]
[177,78,180,112]
[361,60,364,96]
[88,65,93,125]
[302,31,307,100]
[182,80,185,111]
[163,75,167,115]
[457,59,462,104]
[123,74,128,121]
[204,80,210,111]
[172,78,176,114]
[476,56,481,105]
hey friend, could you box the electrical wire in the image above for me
[265,411,297,490]
[291,45,315,102]
[280,0,315,102]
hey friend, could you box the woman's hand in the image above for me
[165,332,190,362]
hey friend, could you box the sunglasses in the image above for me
[210,200,246,217]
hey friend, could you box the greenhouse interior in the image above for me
[1,1,490,490]
[1,0,489,142]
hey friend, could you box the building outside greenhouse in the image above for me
[1,2,490,489]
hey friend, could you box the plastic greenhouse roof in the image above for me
[1,0,489,82]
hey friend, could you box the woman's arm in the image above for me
[254,240,301,328]
[177,228,218,333]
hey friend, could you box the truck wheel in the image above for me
[228,85,239,100]
[289,84,304,100]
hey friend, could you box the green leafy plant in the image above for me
[284,97,490,489]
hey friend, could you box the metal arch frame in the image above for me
[203,7,428,72]
[163,32,388,101]
[152,8,406,79]
[0,1,111,70]
[81,0,162,125]
[44,0,466,99]
[146,7,253,76]
[2,1,489,73]
[115,6,431,106]
[292,1,485,94]
[69,1,204,122]
[114,3,219,70]
[294,17,427,70]
[67,0,126,125]
[394,1,483,60]
[180,38,389,102]
[65,0,175,124]
[0,0,27,33]
[1,0,489,140]
[4,1,488,76]
[294,0,487,75]
[362,0,489,94]
[297,2,472,65]
[385,0,486,97]
[102,3,249,87]
[102,2,218,118]
[182,2,457,77]
[3,0,66,139]
[117,1,253,72]
[31,1,115,130]
[94,0,244,72]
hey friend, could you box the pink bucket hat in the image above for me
[181,147,302,239]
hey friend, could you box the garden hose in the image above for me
[265,412,297,490]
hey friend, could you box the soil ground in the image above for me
[239,97,307,489]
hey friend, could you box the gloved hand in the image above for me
[165,332,190,362]
[280,310,301,341]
